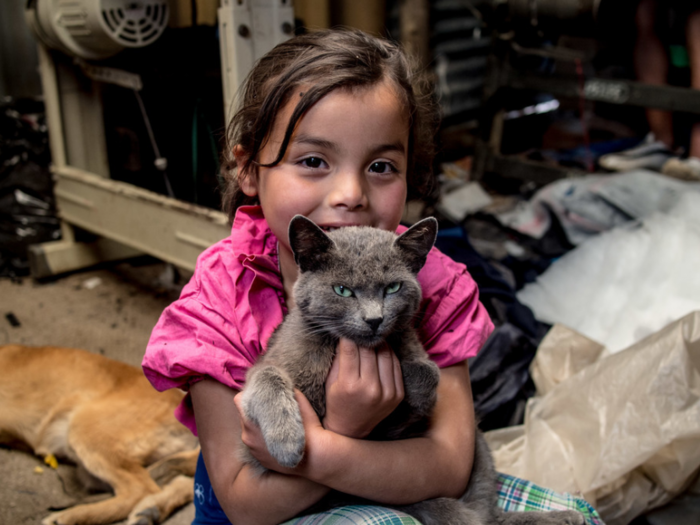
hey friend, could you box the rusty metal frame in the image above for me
[31,44,230,277]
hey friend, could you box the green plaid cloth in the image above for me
[283,473,604,525]
[496,473,604,524]
[285,506,420,525]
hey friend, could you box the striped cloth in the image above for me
[284,473,604,525]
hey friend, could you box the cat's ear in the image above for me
[394,217,438,273]
[288,215,335,272]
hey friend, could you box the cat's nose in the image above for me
[364,317,383,332]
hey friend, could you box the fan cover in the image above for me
[28,0,169,60]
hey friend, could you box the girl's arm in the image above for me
[190,378,330,525]
[241,360,476,504]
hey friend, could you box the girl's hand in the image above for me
[323,338,404,438]
[233,390,327,475]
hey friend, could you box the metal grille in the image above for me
[100,1,168,46]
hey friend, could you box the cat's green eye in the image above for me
[333,285,354,297]
[385,282,401,295]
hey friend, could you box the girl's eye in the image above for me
[369,161,398,174]
[333,285,354,297]
[301,157,325,169]
[385,282,401,294]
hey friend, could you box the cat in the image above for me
[239,215,584,525]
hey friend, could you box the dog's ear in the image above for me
[288,215,335,273]
[393,217,438,274]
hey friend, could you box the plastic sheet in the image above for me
[496,170,700,245]
[516,192,700,353]
[485,313,700,525]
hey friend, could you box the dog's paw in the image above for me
[42,511,68,525]
[127,506,160,525]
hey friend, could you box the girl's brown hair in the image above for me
[220,28,440,222]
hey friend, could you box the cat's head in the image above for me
[288,215,438,348]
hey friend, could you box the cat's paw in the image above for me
[402,359,440,414]
[241,364,306,468]
[265,424,306,468]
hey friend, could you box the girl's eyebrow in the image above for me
[370,142,407,156]
[293,134,338,152]
[293,134,406,156]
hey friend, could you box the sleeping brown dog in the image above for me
[0,344,199,525]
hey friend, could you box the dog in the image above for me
[0,344,200,525]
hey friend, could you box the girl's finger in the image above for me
[376,344,397,397]
[358,343,379,384]
[233,392,244,417]
[337,338,361,380]
[294,389,321,427]
[393,350,405,400]
[327,346,341,386]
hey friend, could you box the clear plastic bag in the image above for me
[485,313,700,525]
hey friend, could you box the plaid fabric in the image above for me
[496,473,605,525]
[284,506,421,525]
[283,473,605,525]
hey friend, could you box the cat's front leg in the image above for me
[239,363,305,469]
[401,357,440,417]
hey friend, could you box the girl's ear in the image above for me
[234,145,258,197]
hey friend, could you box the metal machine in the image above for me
[473,0,700,185]
[25,0,293,277]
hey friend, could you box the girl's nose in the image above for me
[328,171,368,211]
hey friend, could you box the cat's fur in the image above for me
[239,215,584,525]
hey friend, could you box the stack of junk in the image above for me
[435,165,700,525]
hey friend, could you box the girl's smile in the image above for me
[238,82,410,299]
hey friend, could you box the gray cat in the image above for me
[239,215,584,525]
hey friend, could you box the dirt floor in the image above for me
[3,258,699,525]
[0,258,195,525]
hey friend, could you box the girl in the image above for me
[142,29,600,525]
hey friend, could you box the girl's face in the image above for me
[239,82,409,282]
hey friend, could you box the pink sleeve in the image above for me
[416,247,494,367]
[142,292,255,395]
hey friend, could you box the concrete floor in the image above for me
[0,258,195,525]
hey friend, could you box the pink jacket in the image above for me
[142,206,493,434]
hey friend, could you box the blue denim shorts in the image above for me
[192,453,229,525]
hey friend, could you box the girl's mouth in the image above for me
[320,224,364,232]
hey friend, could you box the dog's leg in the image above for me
[42,405,162,525]
[42,462,160,525]
[127,475,194,525]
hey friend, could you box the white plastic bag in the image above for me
[517,193,700,353]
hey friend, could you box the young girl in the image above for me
[142,29,601,525]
